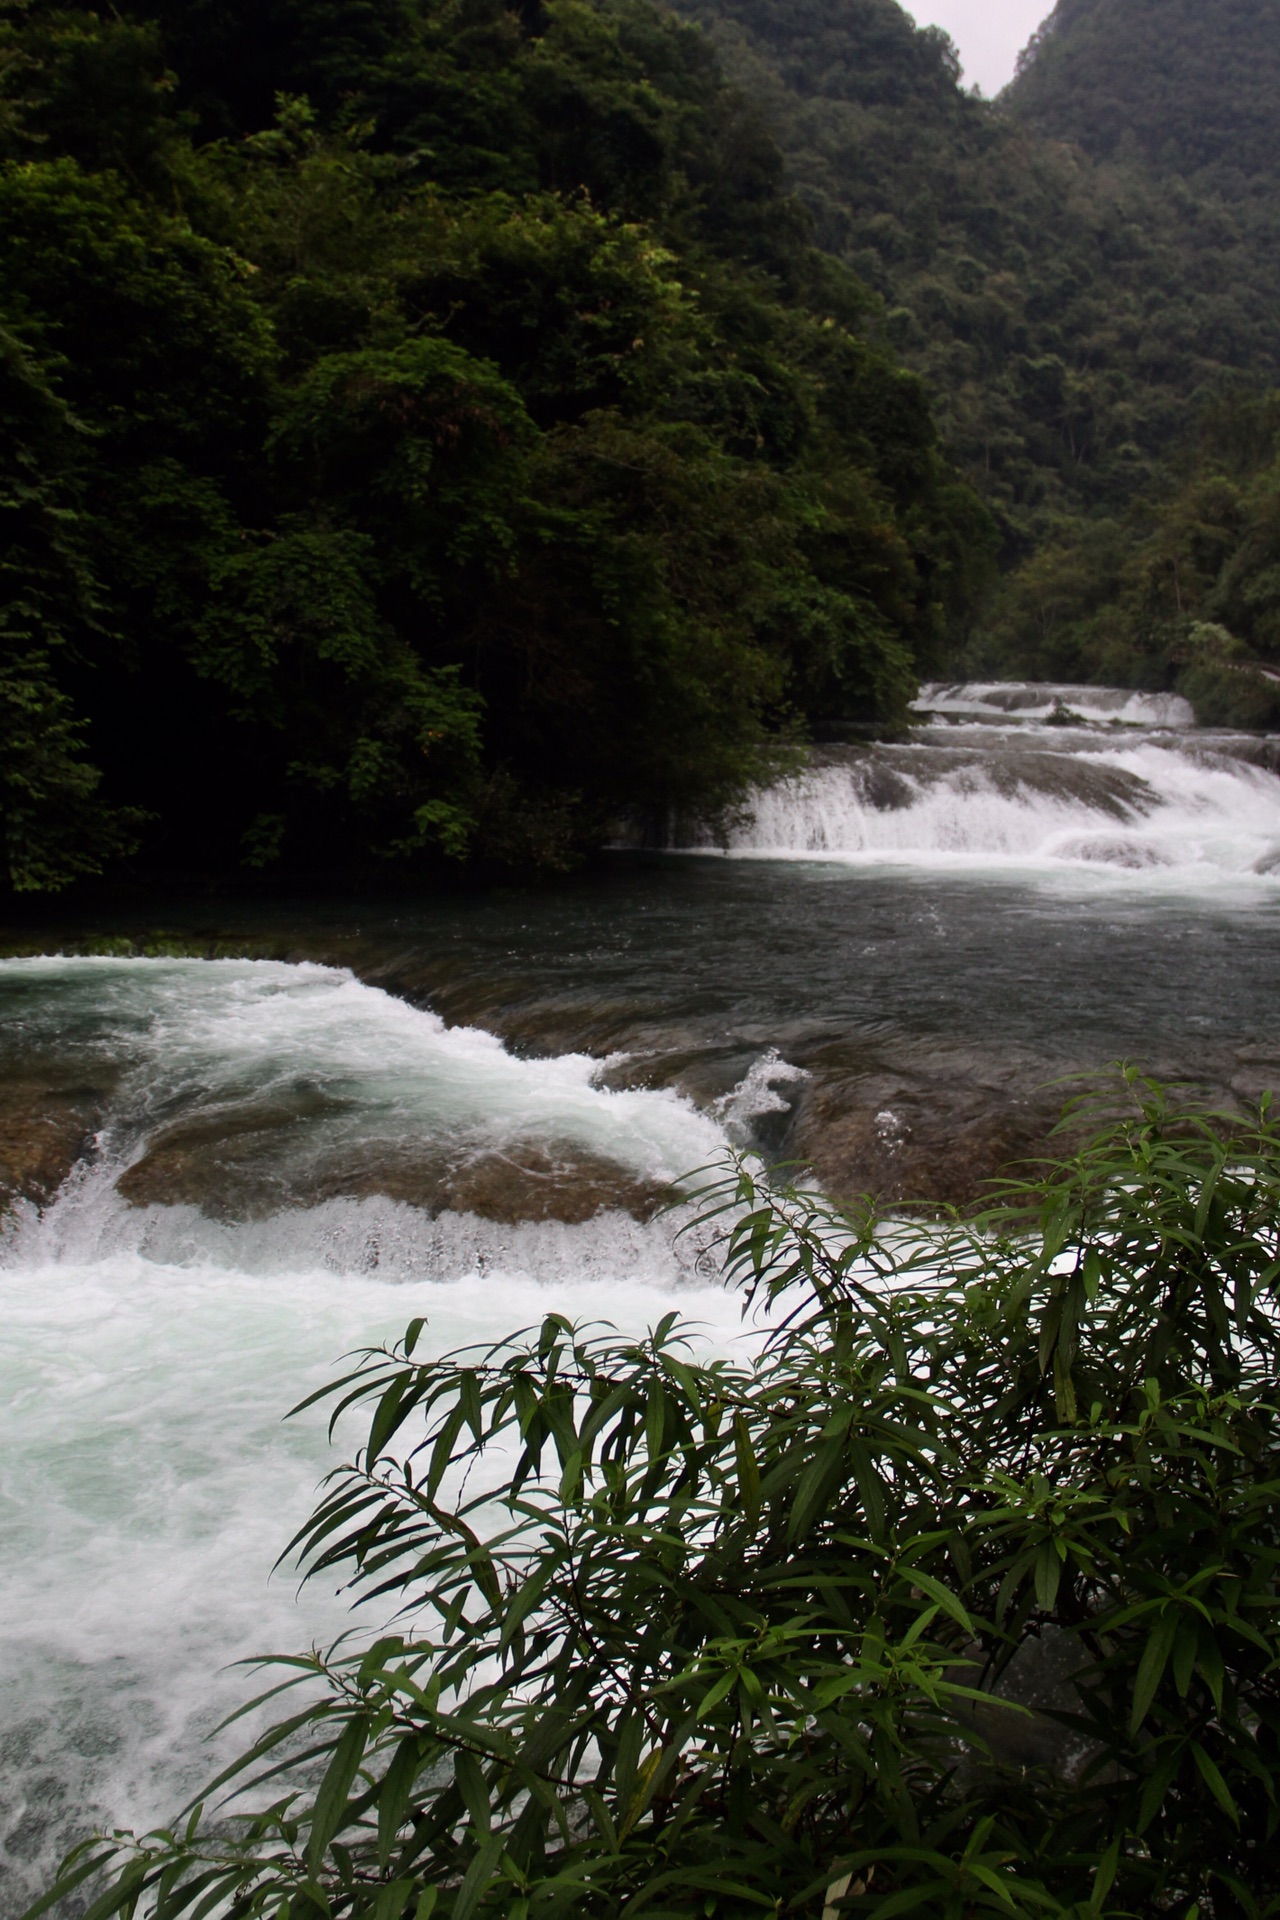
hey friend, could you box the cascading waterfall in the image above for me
[0,960,766,1911]
[4,682,1279,1911]
[913,681,1199,728]
[676,685,1280,882]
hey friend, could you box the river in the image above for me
[2,683,1279,1906]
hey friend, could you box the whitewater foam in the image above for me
[679,731,1280,888]
[0,956,724,1193]
[0,1240,748,1907]
[0,957,762,1911]
[915,681,1198,728]
[713,1049,810,1146]
[4,725,1277,1907]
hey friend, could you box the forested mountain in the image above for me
[671,0,1280,537]
[0,0,990,893]
[672,0,1280,717]
[6,0,1280,897]
[996,0,1280,710]
[1009,0,1280,182]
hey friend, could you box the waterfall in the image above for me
[4,678,1279,1908]
[678,686,1280,884]
[914,680,1198,727]
[0,958,752,1910]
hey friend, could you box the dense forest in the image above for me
[6,0,1280,897]
[675,0,1280,719]
[0,0,992,893]
[1010,0,1280,179]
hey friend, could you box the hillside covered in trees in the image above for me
[0,0,991,893]
[674,0,1280,719]
[1010,0,1280,181]
[6,0,1280,898]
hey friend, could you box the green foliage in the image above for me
[0,321,144,888]
[671,0,1280,544]
[0,0,990,889]
[0,3,185,188]
[1009,0,1280,183]
[670,0,1280,693]
[8,0,1279,763]
[0,642,141,889]
[968,390,1280,713]
[35,1077,1280,1916]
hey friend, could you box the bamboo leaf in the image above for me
[498,1567,550,1655]
[377,1736,423,1866]
[733,1414,761,1530]
[619,1748,663,1841]
[1089,1834,1121,1910]
[451,1834,504,1920]
[306,1715,369,1876]
[454,1750,491,1839]
[1190,1740,1239,1825]
[900,1569,974,1635]
[1034,1540,1062,1612]
[367,1376,414,1466]
[1130,1608,1178,1734]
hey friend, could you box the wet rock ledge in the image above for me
[0,1082,100,1216]
[115,1123,671,1226]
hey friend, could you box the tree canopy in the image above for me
[0,0,991,892]
[665,0,1280,708]
[1009,0,1280,183]
[9,0,1280,894]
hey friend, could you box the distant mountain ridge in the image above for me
[1008,0,1280,183]
[671,0,1280,531]
[671,0,1280,712]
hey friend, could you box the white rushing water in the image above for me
[4,681,1278,1905]
[681,686,1280,886]
[0,960,754,1909]
[913,680,1199,728]
[3,955,726,1204]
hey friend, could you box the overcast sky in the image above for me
[905,0,1055,97]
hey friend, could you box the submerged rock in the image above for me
[788,1066,1066,1210]
[116,1116,670,1225]
[416,1149,670,1224]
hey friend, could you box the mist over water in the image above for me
[3,683,1279,1909]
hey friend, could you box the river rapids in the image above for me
[2,683,1279,1906]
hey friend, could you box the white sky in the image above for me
[905,0,1055,97]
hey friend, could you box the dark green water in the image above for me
[7,852,1279,1198]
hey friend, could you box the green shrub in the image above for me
[34,1075,1280,1918]
[1177,659,1280,731]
